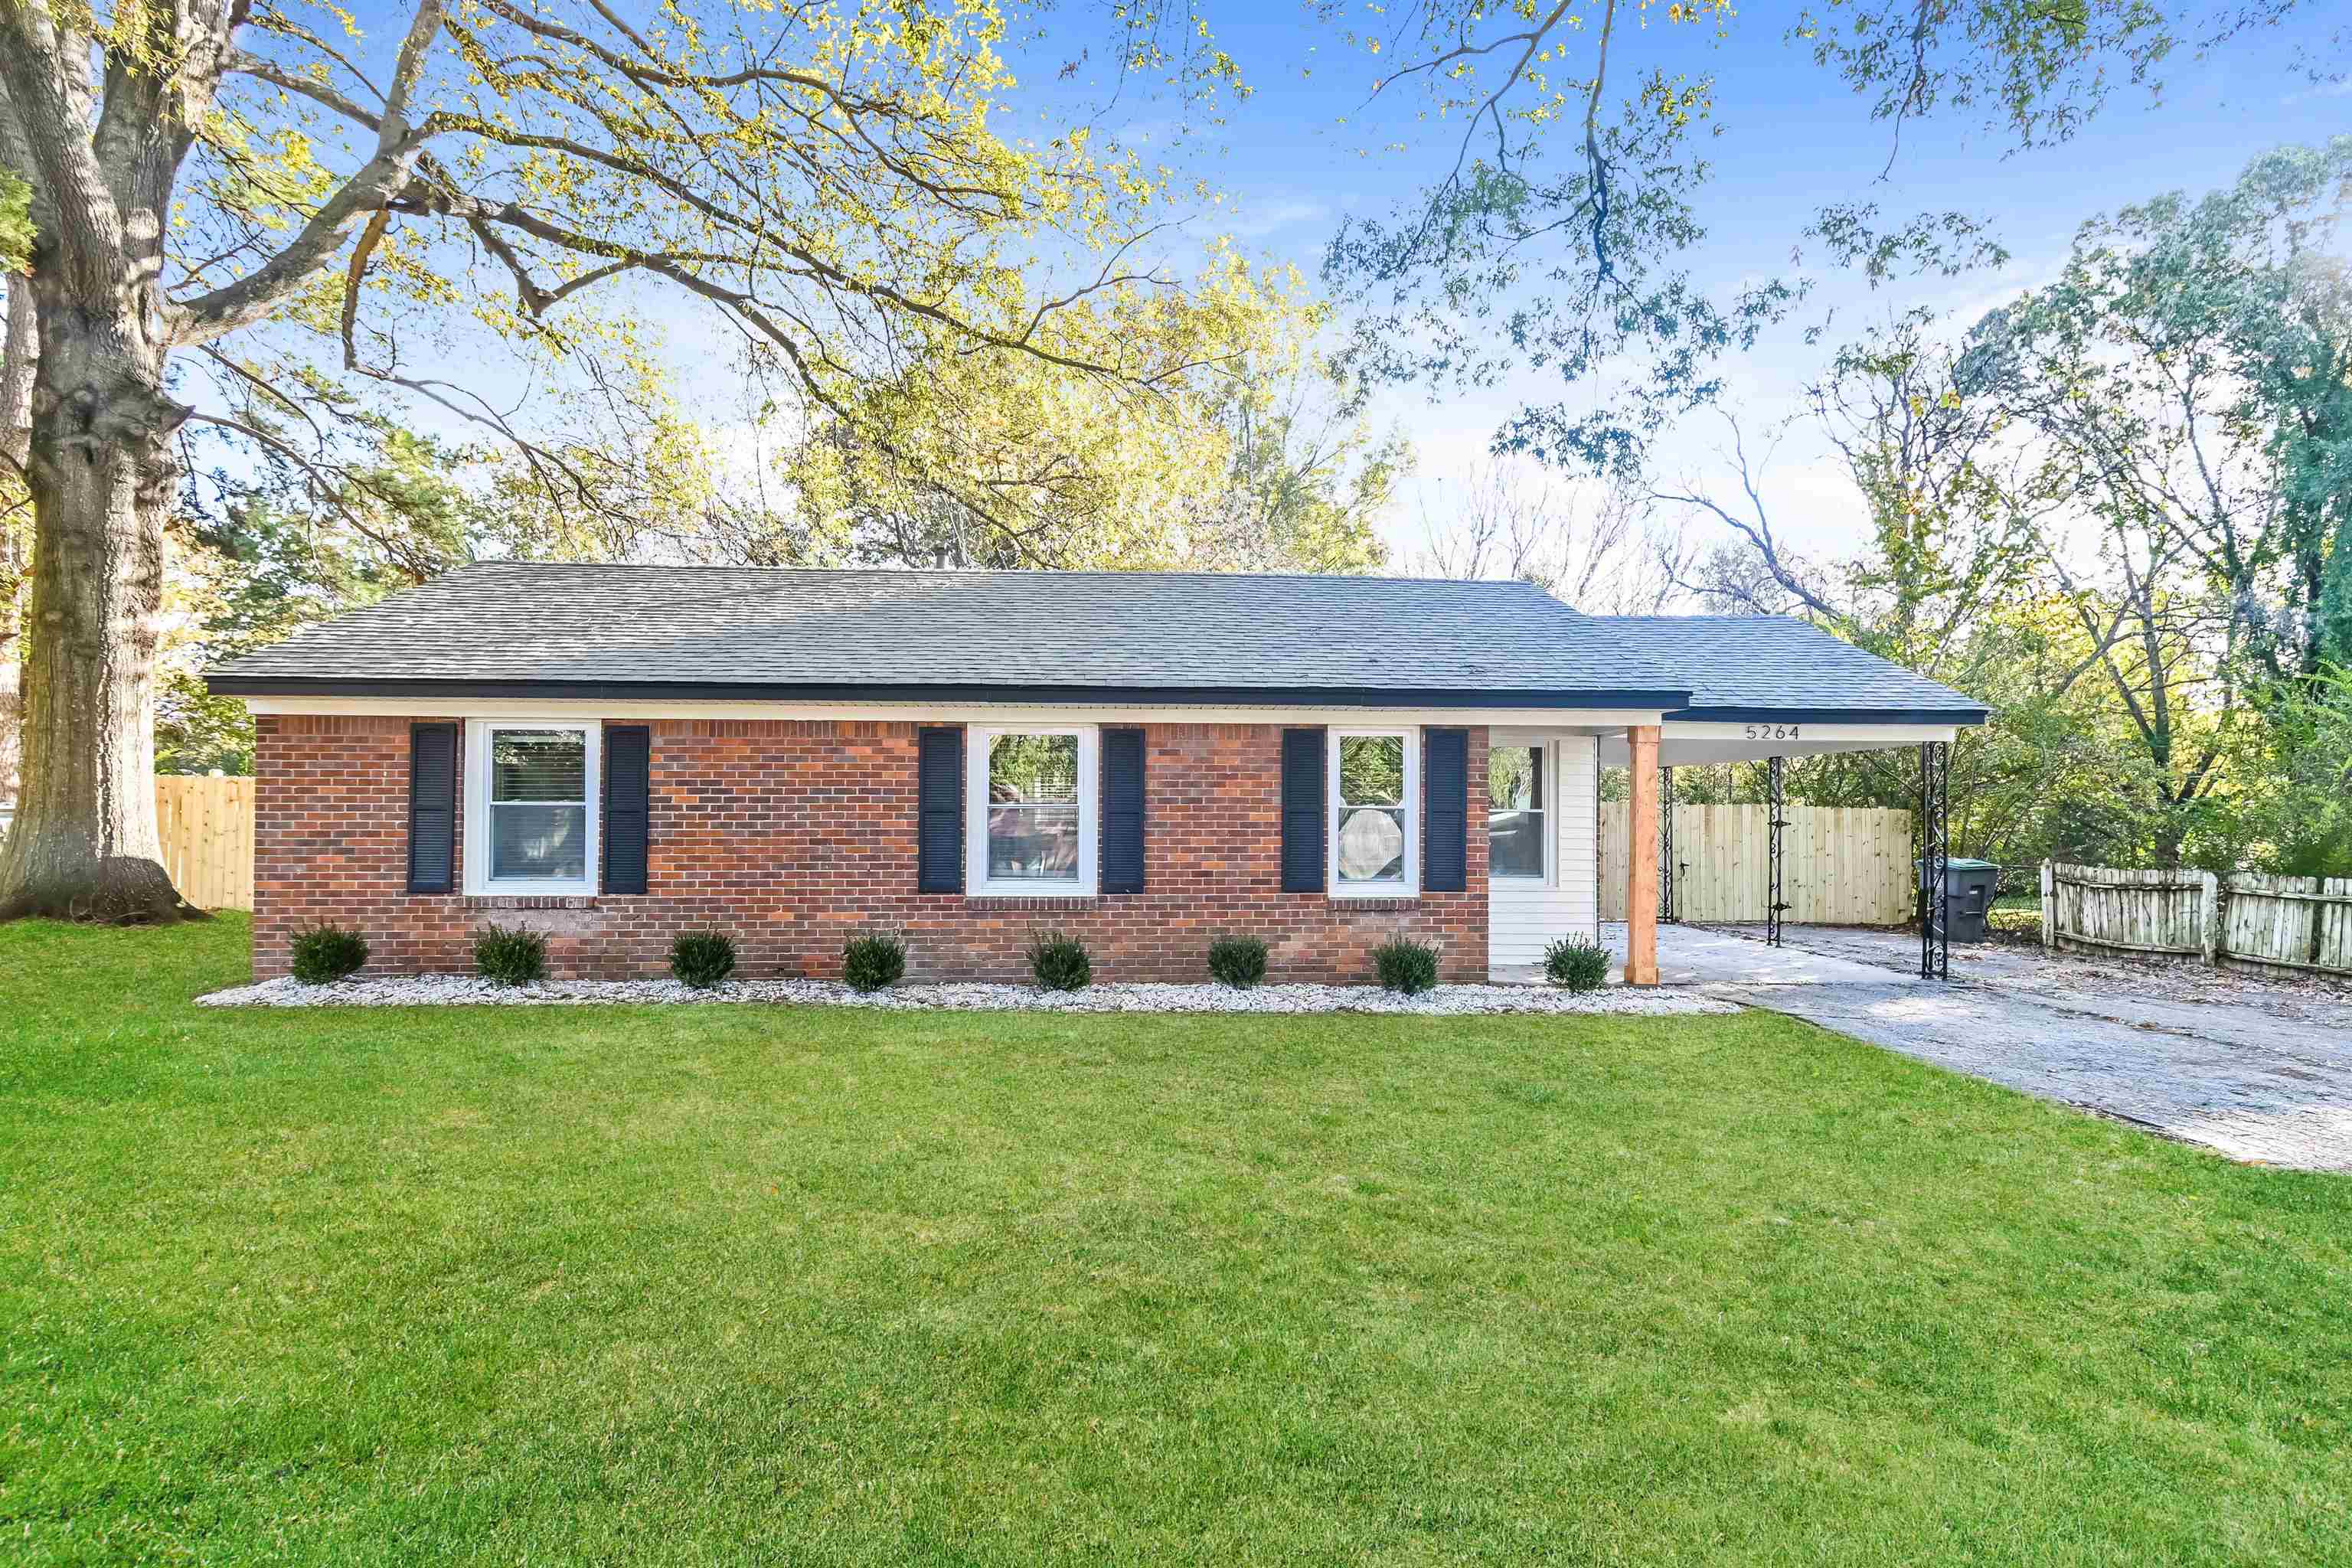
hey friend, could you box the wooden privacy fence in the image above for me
[2042,861,2352,977]
[154,775,254,911]
[1599,803,1915,926]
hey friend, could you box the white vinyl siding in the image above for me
[1488,733,1599,969]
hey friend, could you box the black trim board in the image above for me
[207,675,1696,709]
[1664,704,1988,726]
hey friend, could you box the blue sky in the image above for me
[995,8,2347,561]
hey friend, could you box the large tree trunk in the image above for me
[0,283,198,922]
[0,281,31,824]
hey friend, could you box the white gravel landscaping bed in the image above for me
[196,973,1735,1017]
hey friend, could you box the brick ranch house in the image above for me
[206,565,1985,986]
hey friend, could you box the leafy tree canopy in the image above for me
[1315,0,2304,476]
[106,0,1295,563]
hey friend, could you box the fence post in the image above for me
[2040,861,2054,952]
[2200,870,2222,966]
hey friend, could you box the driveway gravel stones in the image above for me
[1612,923,2352,1171]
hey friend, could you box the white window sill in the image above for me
[466,882,596,899]
[1330,884,1416,900]
[966,884,1095,900]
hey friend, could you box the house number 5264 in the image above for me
[1744,724,1802,740]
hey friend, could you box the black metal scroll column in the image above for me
[1658,765,1677,923]
[1767,755,1788,948]
[1919,740,1950,981]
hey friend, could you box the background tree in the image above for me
[1661,143,2352,874]
[1649,385,2063,865]
[1951,139,2352,860]
[1415,462,1687,613]
[0,0,1278,920]
[2225,670,2352,876]
[1967,139,2352,690]
[760,273,1377,572]
[155,416,480,774]
[1167,348,1405,575]
[680,306,1399,573]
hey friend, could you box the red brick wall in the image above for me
[252,716,1488,984]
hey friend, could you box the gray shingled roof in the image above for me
[207,562,1686,704]
[1589,615,1986,720]
[205,561,1984,720]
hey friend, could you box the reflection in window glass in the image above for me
[987,733,1080,880]
[1488,744,1544,879]
[1337,733,1408,883]
[489,729,587,881]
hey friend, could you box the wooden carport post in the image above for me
[1625,725,1661,987]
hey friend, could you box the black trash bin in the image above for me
[1918,858,2001,942]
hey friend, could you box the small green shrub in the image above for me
[1206,935,1269,988]
[1027,930,1093,991]
[670,930,737,989]
[287,923,368,985]
[842,933,907,993]
[473,923,547,987]
[1543,935,1612,993]
[1372,936,1439,995]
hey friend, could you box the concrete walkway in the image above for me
[1586,923,2352,1172]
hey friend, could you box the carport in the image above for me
[1584,616,1988,988]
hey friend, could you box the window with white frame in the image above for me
[1330,728,1417,894]
[466,720,599,895]
[1488,743,1546,879]
[968,726,1097,895]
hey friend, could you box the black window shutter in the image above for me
[1280,727,1325,893]
[917,727,965,893]
[406,722,458,894]
[602,725,651,894]
[1423,728,1469,892]
[1101,727,1146,893]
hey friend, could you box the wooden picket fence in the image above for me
[1599,802,1915,926]
[154,775,254,911]
[2042,861,2352,977]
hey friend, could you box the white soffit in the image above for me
[1595,722,1962,769]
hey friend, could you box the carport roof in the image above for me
[1589,615,1987,724]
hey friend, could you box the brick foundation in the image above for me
[253,717,1489,984]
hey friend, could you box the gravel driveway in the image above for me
[1601,922,2352,1171]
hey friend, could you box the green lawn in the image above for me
[1988,891,2044,942]
[3,918,2347,1566]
